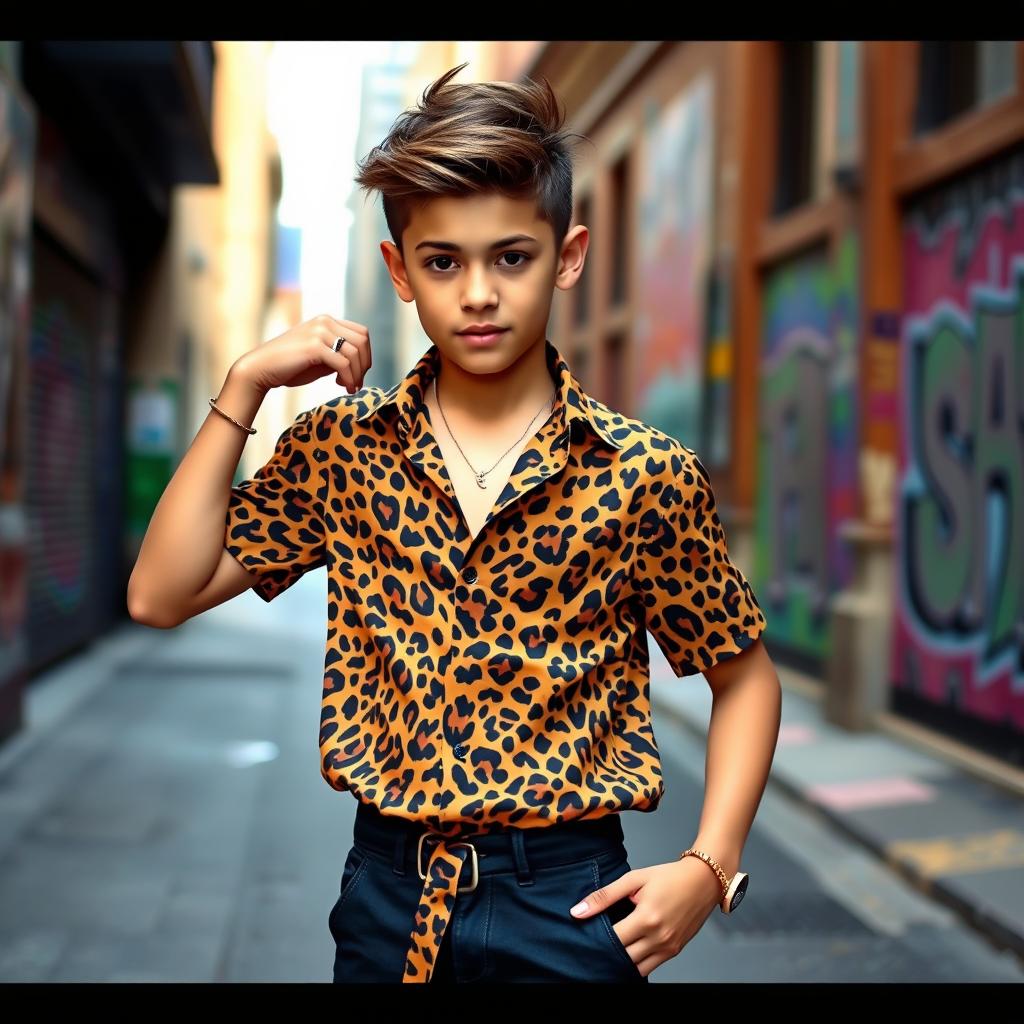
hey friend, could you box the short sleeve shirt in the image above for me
[224,337,767,979]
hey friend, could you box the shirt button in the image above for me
[453,743,468,760]
[463,566,478,584]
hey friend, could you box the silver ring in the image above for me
[334,336,345,352]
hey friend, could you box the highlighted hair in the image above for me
[354,61,590,258]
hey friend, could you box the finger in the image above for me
[569,895,589,916]
[320,335,364,392]
[635,952,658,978]
[570,888,606,917]
[317,314,367,341]
[569,871,635,917]
[327,333,366,392]
[318,336,362,392]
[611,909,641,949]
[320,317,372,374]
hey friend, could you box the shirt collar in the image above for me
[353,337,624,451]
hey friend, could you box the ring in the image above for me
[334,336,345,352]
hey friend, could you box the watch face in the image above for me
[730,873,749,911]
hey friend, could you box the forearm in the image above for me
[127,360,267,624]
[686,661,782,878]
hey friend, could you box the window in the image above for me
[772,41,818,216]
[914,41,1017,135]
[610,154,630,309]
[603,332,625,414]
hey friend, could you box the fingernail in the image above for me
[570,901,588,916]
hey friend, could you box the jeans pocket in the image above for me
[592,854,646,982]
[328,844,370,939]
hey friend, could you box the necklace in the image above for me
[433,375,556,488]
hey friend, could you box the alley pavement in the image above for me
[0,575,1022,981]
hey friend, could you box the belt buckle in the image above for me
[416,832,479,893]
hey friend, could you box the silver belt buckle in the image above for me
[417,832,479,893]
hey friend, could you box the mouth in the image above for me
[458,328,509,345]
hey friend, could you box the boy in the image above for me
[128,62,780,984]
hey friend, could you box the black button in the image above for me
[463,566,478,584]
[453,743,468,760]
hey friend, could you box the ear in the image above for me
[380,240,415,303]
[554,224,589,292]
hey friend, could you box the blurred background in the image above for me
[0,40,1023,984]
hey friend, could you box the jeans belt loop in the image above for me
[392,829,408,876]
[510,827,534,886]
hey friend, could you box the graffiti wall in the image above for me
[703,250,735,467]
[757,232,861,657]
[893,145,1024,738]
[633,72,714,449]
[0,69,35,727]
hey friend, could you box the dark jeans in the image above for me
[328,802,649,983]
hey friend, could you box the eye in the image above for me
[424,255,455,272]
[499,252,531,268]
[424,252,533,272]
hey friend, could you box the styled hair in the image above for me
[353,61,590,259]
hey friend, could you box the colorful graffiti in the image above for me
[633,72,714,449]
[703,250,735,467]
[757,232,861,656]
[893,145,1024,734]
[0,69,35,700]
[29,292,93,614]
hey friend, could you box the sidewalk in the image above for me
[650,660,1024,967]
[0,622,167,782]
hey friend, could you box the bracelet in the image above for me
[209,396,257,435]
[679,848,730,904]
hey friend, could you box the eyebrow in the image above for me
[414,234,538,252]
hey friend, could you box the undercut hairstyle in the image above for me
[353,61,590,260]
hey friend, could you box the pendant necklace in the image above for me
[433,375,555,489]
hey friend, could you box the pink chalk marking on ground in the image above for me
[776,723,817,746]
[805,776,937,811]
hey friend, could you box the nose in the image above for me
[462,262,498,308]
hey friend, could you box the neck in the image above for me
[432,337,555,433]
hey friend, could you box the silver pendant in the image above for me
[475,472,487,488]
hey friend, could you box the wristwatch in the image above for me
[679,848,749,914]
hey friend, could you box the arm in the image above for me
[568,447,778,977]
[632,445,778,875]
[127,313,371,627]
[686,637,782,880]
[567,638,781,978]
[126,361,269,628]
